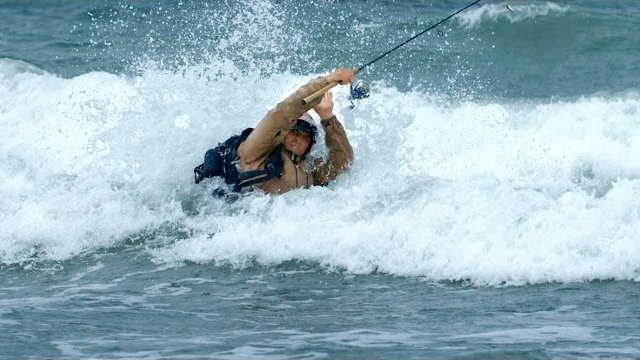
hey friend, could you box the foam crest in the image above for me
[456,2,569,28]
[0,66,191,262]
[2,60,639,284]
[0,58,320,264]
[152,86,640,286]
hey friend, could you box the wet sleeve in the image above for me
[312,115,354,186]
[238,76,330,166]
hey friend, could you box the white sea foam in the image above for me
[1,57,639,285]
[456,2,570,28]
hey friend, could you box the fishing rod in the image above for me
[302,0,482,105]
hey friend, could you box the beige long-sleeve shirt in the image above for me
[237,76,354,194]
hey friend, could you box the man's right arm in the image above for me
[237,76,330,167]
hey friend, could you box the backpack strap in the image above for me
[194,128,253,185]
[195,128,285,192]
[194,163,206,184]
[234,144,284,191]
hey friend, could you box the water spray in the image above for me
[302,0,482,106]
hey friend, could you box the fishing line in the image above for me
[302,0,482,106]
[355,0,481,74]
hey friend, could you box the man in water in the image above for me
[197,68,355,194]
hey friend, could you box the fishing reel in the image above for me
[348,80,370,109]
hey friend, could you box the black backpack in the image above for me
[194,128,284,192]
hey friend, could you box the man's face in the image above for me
[284,129,311,157]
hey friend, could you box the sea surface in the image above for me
[1,1,640,359]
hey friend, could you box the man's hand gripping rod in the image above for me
[301,68,361,106]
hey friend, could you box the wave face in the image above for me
[1,1,639,285]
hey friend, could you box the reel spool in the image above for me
[348,80,370,109]
[350,81,370,100]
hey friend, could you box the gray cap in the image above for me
[298,112,313,123]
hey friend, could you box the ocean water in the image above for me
[1,0,639,358]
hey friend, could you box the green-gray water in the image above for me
[1,1,639,358]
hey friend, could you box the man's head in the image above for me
[284,113,317,157]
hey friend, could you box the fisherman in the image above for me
[194,68,355,195]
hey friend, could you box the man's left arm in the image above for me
[312,115,354,186]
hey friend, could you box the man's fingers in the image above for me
[330,68,356,85]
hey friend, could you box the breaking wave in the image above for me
[456,1,570,28]
[1,56,639,285]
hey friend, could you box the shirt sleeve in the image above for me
[238,76,330,167]
[312,115,354,185]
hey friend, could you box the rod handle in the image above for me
[301,82,339,105]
